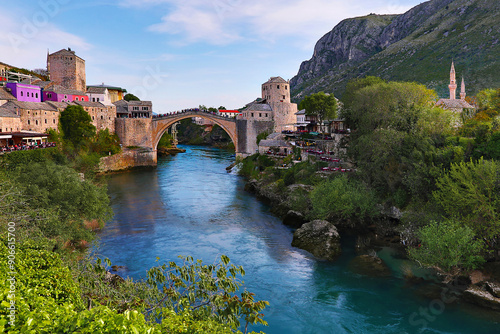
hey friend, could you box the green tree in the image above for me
[60,105,96,148]
[298,92,337,133]
[341,76,385,115]
[433,158,500,242]
[408,220,485,273]
[124,93,140,101]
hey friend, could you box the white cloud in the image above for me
[120,0,420,47]
[0,9,92,69]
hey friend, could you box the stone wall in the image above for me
[98,148,157,172]
[20,108,59,133]
[115,118,152,148]
[236,119,274,156]
[269,101,297,132]
[84,105,116,133]
[48,52,86,92]
[0,115,21,133]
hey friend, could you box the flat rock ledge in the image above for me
[462,284,500,311]
[291,220,341,261]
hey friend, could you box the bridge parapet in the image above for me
[153,111,236,123]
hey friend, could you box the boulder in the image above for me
[462,285,500,311]
[283,210,307,228]
[485,281,500,298]
[291,220,341,261]
[349,255,392,277]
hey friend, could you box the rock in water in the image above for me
[291,220,341,261]
[349,255,391,277]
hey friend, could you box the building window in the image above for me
[283,95,285,99]
[277,85,280,89]
[97,98,100,102]
[285,86,287,90]
[36,120,38,125]
[92,116,94,120]
[53,119,56,124]
[45,119,47,124]
[101,115,103,120]
[259,113,262,117]
[92,97,95,102]
[251,113,254,117]
[21,91,23,97]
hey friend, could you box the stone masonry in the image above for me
[47,48,86,92]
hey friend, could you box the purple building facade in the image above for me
[6,82,42,102]
[42,90,72,103]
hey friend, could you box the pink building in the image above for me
[42,85,88,103]
[5,82,42,102]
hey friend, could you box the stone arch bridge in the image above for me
[113,111,274,167]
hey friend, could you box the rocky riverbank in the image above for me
[244,176,500,313]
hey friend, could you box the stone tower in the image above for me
[460,77,466,100]
[261,77,297,131]
[448,61,457,100]
[47,48,86,92]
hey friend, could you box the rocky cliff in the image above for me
[290,0,500,100]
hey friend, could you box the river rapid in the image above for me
[97,145,499,334]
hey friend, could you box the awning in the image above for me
[0,135,12,139]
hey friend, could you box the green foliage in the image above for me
[298,92,337,131]
[91,129,122,156]
[256,131,269,145]
[124,93,140,101]
[158,132,174,149]
[408,220,485,273]
[60,105,96,149]
[433,158,500,241]
[146,255,269,332]
[310,175,378,222]
[0,148,67,171]
[341,76,385,113]
[239,154,276,179]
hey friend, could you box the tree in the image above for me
[298,92,337,133]
[341,76,385,115]
[408,220,485,274]
[124,93,140,101]
[60,105,96,148]
[433,158,500,242]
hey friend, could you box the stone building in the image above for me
[114,100,152,118]
[87,84,127,103]
[74,101,116,132]
[0,101,59,133]
[436,62,474,112]
[47,48,86,92]
[240,76,298,131]
[0,87,16,107]
[0,105,21,133]
[86,86,113,105]
[43,85,88,103]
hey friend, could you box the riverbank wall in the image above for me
[99,147,156,172]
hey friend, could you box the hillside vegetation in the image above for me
[290,0,500,101]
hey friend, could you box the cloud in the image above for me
[0,8,92,69]
[120,0,419,47]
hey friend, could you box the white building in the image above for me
[86,86,112,106]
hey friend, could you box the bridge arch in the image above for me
[151,112,238,151]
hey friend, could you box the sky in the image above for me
[1,0,423,113]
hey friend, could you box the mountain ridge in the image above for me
[290,0,500,101]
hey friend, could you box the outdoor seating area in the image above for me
[1,142,56,153]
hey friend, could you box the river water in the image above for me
[98,145,499,334]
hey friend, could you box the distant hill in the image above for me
[290,0,500,101]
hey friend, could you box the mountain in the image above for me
[290,0,500,101]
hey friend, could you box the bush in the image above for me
[310,175,378,222]
[408,220,485,273]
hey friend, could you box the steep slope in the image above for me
[290,0,500,100]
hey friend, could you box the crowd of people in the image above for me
[1,142,56,153]
[152,108,235,118]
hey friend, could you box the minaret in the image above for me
[46,49,50,80]
[460,77,466,100]
[449,61,457,100]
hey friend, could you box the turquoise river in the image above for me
[97,145,499,334]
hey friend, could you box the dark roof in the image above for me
[243,100,272,112]
[436,98,474,110]
[88,84,127,92]
[0,87,16,101]
[49,48,83,60]
[87,86,108,94]
[45,85,86,96]
[264,76,287,84]
[46,101,70,109]
[30,80,54,89]
[0,104,20,118]
[74,101,107,108]
[11,101,57,111]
